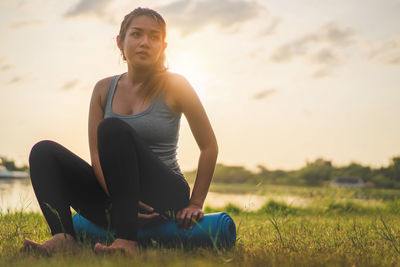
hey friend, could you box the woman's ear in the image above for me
[163,41,168,52]
[117,35,125,60]
[116,35,123,51]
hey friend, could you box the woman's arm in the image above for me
[88,78,112,197]
[170,74,218,229]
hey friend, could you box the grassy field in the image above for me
[1,185,400,266]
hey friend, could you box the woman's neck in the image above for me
[126,64,152,85]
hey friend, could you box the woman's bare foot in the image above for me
[20,233,82,256]
[94,238,138,256]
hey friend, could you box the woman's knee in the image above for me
[97,118,133,142]
[29,140,58,164]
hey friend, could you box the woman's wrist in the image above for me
[189,199,204,209]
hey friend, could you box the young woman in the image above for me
[21,7,218,256]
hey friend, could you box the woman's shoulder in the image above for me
[164,71,194,100]
[163,71,197,114]
[92,75,117,109]
[164,71,191,90]
[94,76,115,93]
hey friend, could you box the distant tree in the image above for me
[256,164,268,175]
[213,164,253,183]
[0,156,28,172]
[390,156,400,182]
[298,158,333,186]
[371,174,394,188]
[255,164,292,184]
[4,160,17,171]
[333,162,372,181]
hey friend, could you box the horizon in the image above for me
[1,152,399,173]
[1,0,399,172]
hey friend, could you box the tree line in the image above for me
[3,155,400,189]
[0,156,29,172]
[185,156,400,189]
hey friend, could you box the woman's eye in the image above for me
[151,35,161,41]
[131,32,140,37]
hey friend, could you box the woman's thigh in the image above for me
[138,157,190,213]
[30,140,111,227]
[129,134,190,212]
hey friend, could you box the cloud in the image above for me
[0,64,12,71]
[308,49,342,78]
[252,89,276,100]
[310,48,341,66]
[320,22,355,46]
[8,76,22,84]
[64,0,110,18]
[258,17,280,37]
[270,22,356,78]
[311,68,331,79]
[60,79,79,91]
[17,0,34,10]
[368,38,400,65]
[158,0,265,35]
[271,22,356,63]
[388,54,400,64]
[8,19,42,29]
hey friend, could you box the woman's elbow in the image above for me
[206,140,218,158]
[199,136,218,158]
[214,141,219,158]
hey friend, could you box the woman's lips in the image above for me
[136,51,149,57]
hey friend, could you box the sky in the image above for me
[0,0,399,172]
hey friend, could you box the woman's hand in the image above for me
[138,201,159,227]
[176,204,204,230]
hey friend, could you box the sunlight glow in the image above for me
[168,52,207,100]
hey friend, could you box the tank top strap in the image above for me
[105,74,121,113]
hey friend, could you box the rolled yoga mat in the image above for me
[72,212,236,248]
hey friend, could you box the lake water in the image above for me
[0,178,270,213]
[0,178,384,214]
[0,178,40,213]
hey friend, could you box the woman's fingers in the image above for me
[188,213,196,229]
[178,209,193,230]
[183,212,191,230]
[176,206,205,230]
[181,210,197,230]
[138,201,154,212]
[189,211,203,229]
[176,209,187,226]
[198,211,204,221]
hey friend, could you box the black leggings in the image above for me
[29,117,190,241]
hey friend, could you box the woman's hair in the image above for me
[119,7,168,102]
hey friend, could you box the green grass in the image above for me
[2,188,400,266]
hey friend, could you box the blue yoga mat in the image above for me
[72,212,236,248]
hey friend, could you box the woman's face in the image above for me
[117,15,167,69]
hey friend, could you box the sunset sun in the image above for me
[168,52,207,100]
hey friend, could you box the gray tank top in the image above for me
[104,74,183,176]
